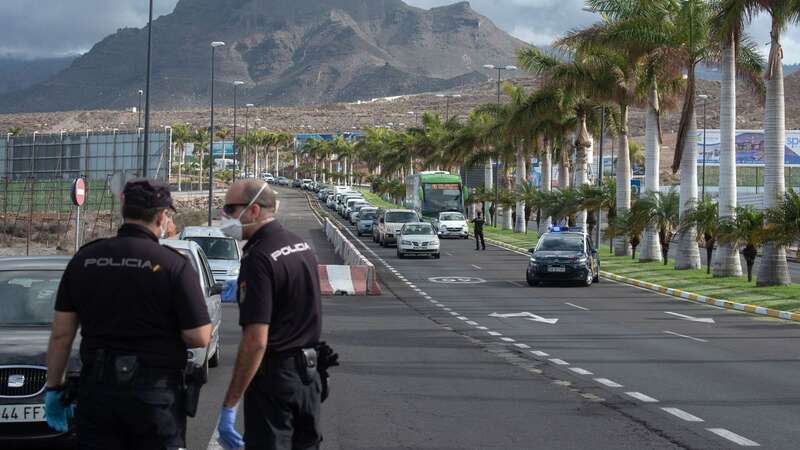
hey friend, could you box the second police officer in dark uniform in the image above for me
[45,178,212,450]
[217,179,324,450]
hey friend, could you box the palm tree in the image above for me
[746,1,796,286]
[171,124,191,191]
[765,188,800,262]
[679,195,720,274]
[609,204,648,260]
[632,189,680,265]
[711,0,765,277]
[192,128,210,191]
[718,206,767,282]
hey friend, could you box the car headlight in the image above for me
[228,266,240,276]
[401,240,412,246]
[576,257,588,264]
[530,257,537,263]
[440,225,448,231]
[431,240,440,247]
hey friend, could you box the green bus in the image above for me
[405,171,465,218]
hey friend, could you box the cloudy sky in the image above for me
[2,0,798,63]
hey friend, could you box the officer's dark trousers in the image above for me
[244,356,322,450]
[76,368,186,450]
[475,231,486,250]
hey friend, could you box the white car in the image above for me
[397,222,441,259]
[160,239,223,372]
[301,179,314,190]
[378,209,420,247]
[348,201,371,224]
[434,211,469,239]
[179,226,241,283]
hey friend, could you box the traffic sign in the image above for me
[71,178,86,206]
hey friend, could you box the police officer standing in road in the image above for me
[473,211,486,251]
[45,178,212,450]
[217,179,323,450]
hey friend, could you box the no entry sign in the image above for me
[71,178,86,206]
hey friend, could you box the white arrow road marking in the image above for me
[665,311,715,324]
[489,312,559,325]
[706,428,760,447]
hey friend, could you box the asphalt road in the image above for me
[305,187,800,449]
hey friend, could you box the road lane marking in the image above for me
[661,407,704,422]
[706,428,760,446]
[664,330,708,343]
[457,316,468,321]
[471,264,482,270]
[548,358,569,365]
[443,307,452,311]
[449,312,459,316]
[446,252,454,256]
[466,321,478,326]
[509,281,528,288]
[500,337,516,342]
[513,343,530,349]
[530,350,549,357]
[489,311,559,325]
[626,392,659,403]
[594,378,623,388]
[569,367,593,375]
[487,331,502,336]
[665,311,715,324]
[409,284,417,288]
[565,302,590,311]
[476,326,488,330]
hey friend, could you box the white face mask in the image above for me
[221,183,269,240]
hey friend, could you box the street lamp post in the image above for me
[483,64,517,227]
[244,103,253,177]
[436,94,462,121]
[208,41,225,226]
[232,81,244,182]
[698,94,708,198]
[142,0,154,178]
[137,90,143,128]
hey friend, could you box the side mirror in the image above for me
[591,249,598,256]
[380,218,385,224]
[528,248,536,254]
[210,281,224,296]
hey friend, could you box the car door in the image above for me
[196,249,222,354]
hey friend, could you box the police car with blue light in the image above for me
[526,226,600,287]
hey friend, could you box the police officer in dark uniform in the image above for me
[472,211,486,250]
[217,179,323,450]
[45,178,212,450]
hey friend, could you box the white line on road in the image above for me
[565,302,590,311]
[466,321,478,326]
[476,326,488,330]
[457,316,468,321]
[549,358,569,365]
[446,252,454,256]
[513,343,530,349]
[626,392,659,403]
[594,378,623,388]
[409,284,417,288]
[661,407,704,422]
[530,350,549,357]
[500,337,516,342]
[443,307,452,311]
[665,311,715,324]
[471,264,482,270]
[569,367,593,376]
[706,428,760,446]
[487,331,502,336]
[449,312,459,316]
[664,330,708,343]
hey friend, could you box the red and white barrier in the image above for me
[318,265,382,296]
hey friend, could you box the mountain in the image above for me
[0,56,77,94]
[0,0,525,113]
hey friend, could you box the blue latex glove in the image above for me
[44,389,74,433]
[221,279,238,303]
[217,406,244,449]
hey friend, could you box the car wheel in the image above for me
[583,270,593,287]
[397,250,404,259]
[434,253,441,259]
[593,271,600,283]
[209,345,220,368]
[526,273,538,287]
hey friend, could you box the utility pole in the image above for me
[142,0,154,177]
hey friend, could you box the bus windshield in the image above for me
[423,183,462,213]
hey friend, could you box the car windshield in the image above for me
[440,213,465,221]
[537,235,584,252]
[403,224,434,235]
[386,212,418,223]
[185,237,239,260]
[0,270,63,325]
[360,212,377,220]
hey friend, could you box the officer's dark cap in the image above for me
[123,178,176,211]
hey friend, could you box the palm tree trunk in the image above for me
[713,34,743,277]
[558,146,570,190]
[615,104,632,256]
[641,83,663,262]
[575,114,592,230]
[539,141,552,235]
[757,34,791,286]
[515,140,527,233]
[675,106,702,269]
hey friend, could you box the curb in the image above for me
[482,236,800,324]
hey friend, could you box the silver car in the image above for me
[160,240,223,373]
[179,226,241,283]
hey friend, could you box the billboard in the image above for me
[696,130,800,166]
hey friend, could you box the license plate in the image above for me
[0,404,46,423]
[548,266,566,273]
